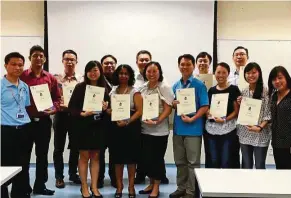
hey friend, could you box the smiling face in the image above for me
[179,57,195,78]
[245,68,259,85]
[197,56,210,74]
[86,66,100,81]
[30,51,46,70]
[118,67,129,85]
[146,64,160,84]
[102,56,116,78]
[215,65,229,85]
[136,53,151,74]
[272,72,288,92]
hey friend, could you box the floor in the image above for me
[28,165,178,198]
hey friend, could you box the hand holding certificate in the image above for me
[111,94,130,121]
[237,97,262,126]
[83,85,105,112]
[142,93,159,121]
[176,88,196,116]
[62,82,77,106]
[30,84,54,112]
[210,93,229,118]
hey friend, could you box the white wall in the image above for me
[2,1,291,165]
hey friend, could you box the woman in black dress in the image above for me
[110,64,142,198]
[69,61,109,198]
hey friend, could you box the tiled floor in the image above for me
[28,166,178,198]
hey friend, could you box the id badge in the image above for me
[16,112,25,119]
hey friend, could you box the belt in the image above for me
[1,124,27,130]
[30,116,50,122]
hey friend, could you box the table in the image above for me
[194,168,291,198]
[0,167,22,185]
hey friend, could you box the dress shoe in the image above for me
[149,192,160,198]
[161,177,169,184]
[128,188,136,198]
[55,178,65,188]
[69,174,81,184]
[139,189,153,194]
[80,187,92,198]
[33,188,55,196]
[115,191,123,198]
[90,188,103,198]
[169,190,186,198]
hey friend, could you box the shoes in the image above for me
[169,190,186,198]
[55,178,65,188]
[182,194,194,198]
[160,177,169,184]
[134,176,145,184]
[139,189,153,194]
[33,188,55,196]
[128,188,136,198]
[115,191,123,198]
[149,192,160,198]
[69,174,81,184]
[80,187,92,198]
[90,187,103,198]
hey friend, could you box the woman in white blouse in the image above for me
[237,62,271,169]
[138,61,174,198]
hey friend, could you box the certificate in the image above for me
[82,85,105,112]
[111,94,130,121]
[238,66,249,91]
[62,82,77,106]
[30,84,53,112]
[196,74,214,90]
[176,88,196,116]
[142,93,159,121]
[237,97,262,126]
[210,93,229,118]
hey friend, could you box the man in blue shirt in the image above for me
[170,54,209,198]
[1,52,31,198]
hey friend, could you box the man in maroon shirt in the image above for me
[20,45,61,196]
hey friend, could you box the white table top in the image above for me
[194,168,291,198]
[0,167,22,185]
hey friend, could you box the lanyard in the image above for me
[8,87,26,112]
[180,80,191,89]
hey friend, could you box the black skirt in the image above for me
[110,111,141,164]
[72,115,104,151]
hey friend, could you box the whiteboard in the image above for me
[0,36,44,76]
[218,39,291,165]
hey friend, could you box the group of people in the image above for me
[1,45,291,198]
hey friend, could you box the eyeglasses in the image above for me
[103,61,116,66]
[63,58,77,62]
[234,53,247,57]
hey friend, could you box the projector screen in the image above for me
[47,1,215,86]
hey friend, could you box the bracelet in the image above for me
[256,125,263,131]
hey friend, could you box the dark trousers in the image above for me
[230,133,241,168]
[273,147,291,169]
[203,134,211,168]
[1,124,30,198]
[137,135,167,179]
[53,112,79,179]
[24,117,52,190]
[142,134,168,180]
[205,131,236,168]
[240,144,268,169]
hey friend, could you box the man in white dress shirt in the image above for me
[228,46,249,169]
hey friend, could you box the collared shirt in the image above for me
[228,68,240,86]
[172,75,209,136]
[1,77,31,125]
[54,72,83,96]
[134,73,145,89]
[20,69,61,117]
